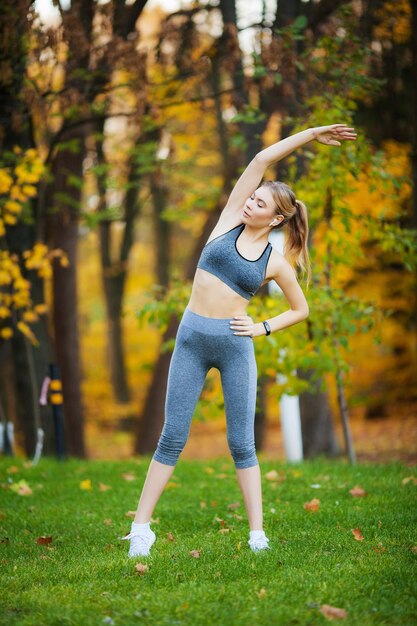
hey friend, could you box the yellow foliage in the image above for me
[374,0,411,44]
[17,321,39,346]
[0,306,10,318]
[4,200,21,214]
[0,170,13,194]
[0,327,13,339]
[22,310,39,323]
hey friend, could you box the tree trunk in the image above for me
[45,127,87,457]
[298,367,341,458]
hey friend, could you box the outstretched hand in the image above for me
[312,124,357,146]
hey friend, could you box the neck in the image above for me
[242,223,271,242]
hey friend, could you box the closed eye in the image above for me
[250,193,265,208]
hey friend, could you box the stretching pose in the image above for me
[121,124,357,557]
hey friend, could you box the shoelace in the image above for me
[120,531,152,543]
[249,536,270,550]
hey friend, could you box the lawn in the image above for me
[1,454,416,626]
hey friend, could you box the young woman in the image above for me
[121,124,357,557]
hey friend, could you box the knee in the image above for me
[153,426,188,465]
[227,437,258,469]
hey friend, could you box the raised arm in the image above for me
[223,124,356,216]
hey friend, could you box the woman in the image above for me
[121,124,357,557]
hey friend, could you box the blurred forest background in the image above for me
[0,0,416,465]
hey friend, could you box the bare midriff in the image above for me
[186,268,251,318]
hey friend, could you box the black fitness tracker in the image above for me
[262,320,271,336]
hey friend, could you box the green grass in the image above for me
[1,454,416,626]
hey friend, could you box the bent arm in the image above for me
[223,128,315,214]
[254,259,309,336]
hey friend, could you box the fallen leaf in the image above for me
[233,514,243,521]
[166,481,179,489]
[402,476,417,485]
[10,480,32,496]
[349,485,368,497]
[352,528,364,541]
[373,543,386,553]
[1,537,9,543]
[265,470,280,481]
[319,604,347,620]
[219,528,230,534]
[227,502,240,510]
[257,588,267,599]
[200,501,207,509]
[126,510,136,518]
[36,536,52,545]
[103,519,112,526]
[135,562,148,575]
[210,501,218,507]
[166,532,175,542]
[216,473,227,479]
[6,466,19,474]
[80,479,92,491]
[304,498,320,511]
[99,483,111,491]
[204,467,215,474]
[121,473,136,482]
[189,549,201,558]
[410,546,417,554]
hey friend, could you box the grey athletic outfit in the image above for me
[152,223,272,469]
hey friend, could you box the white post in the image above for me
[268,230,303,463]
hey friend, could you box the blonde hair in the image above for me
[261,180,312,288]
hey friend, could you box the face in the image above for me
[243,187,283,228]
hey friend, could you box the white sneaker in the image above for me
[248,532,271,552]
[120,527,156,557]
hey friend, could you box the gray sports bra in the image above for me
[196,223,272,300]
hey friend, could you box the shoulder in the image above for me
[205,212,243,245]
[265,247,296,282]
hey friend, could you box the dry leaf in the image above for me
[373,543,386,553]
[99,483,111,491]
[257,588,267,599]
[216,473,227,479]
[10,480,32,496]
[402,476,417,485]
[80,479,92,491]
[135,562,148,575]
[319,604,347,620]
[227,502,240,510]
[166,481,179,489]
[265,470,280,481]
[6,466,19,474]
[210,501,218,507]
[233,514,243,521]
[219,528,230,534]
[103,519,112,526]
[204,467,215,474]
[189,549,201,558]
[410,546,417,554]
[36,536,52,545]
[166,532,175,542]
[121,473,136,482]
[304,498,320,511]
[352,528,364,541]
[200,501,207,509]
[125,510,136,518]
[349,485,368,497]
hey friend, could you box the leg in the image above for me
[133,325,208,523]
[133,458,176,523]
[235,464,263,531]
[220,337,263,531]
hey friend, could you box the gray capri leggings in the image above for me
[152,307,259,469]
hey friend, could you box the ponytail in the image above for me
[285,199,311,289]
